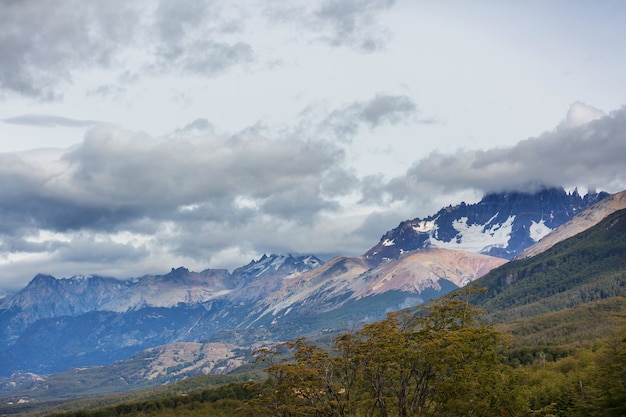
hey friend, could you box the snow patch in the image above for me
[413,219,436,232]
[382,239,395,247]
[529,219,552,242]
[431,215,515,253]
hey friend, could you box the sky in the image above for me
[1,0,626,291]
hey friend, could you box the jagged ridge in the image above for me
[365,187,607,264]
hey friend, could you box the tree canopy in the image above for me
[245,293,523,417]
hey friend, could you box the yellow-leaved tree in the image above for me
[243,293,524,417]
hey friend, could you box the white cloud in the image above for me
[558,101,606,130]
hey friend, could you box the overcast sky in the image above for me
[1,0,626,291]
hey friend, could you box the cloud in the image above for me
[0,90,422,288]
[314,0,396,51]
[2,103,626,290]
[0,124,353,257]
[266,0,396,52]
[53,234,150,264]
[310,94,418,142]
[557,101,606,130]
[359,94,417,127]
[0,0,254,99]
[0,0,140,99]
[171,118,216,138]
[382,106,626,200]
[149,0,254,77]
[3,114,103,128]
[164,40,254,76]
[1,0,395,100]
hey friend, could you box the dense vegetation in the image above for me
[464,208,626,322]
[243,293,523,417]
[42,294,626,417]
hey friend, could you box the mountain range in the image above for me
[0,186,621,403]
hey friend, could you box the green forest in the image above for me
[44,294,626,417]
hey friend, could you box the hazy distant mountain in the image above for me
[0,249,504,376]
[0,254,323,374]
[365,187,607,264]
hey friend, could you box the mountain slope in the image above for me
[365,187,607,264]
[464,207,626,322]
[242,249,506,326]
[0,250,505,377]
[0,342,256,404]
[516,189,626,259]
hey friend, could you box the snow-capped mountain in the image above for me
[516,189,626,259]
[365,187,608,264]
[0,249,506,398]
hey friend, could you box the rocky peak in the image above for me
[231,253,324,285]
[365,187,609,265]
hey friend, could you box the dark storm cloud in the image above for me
[4,114,102,128]
[383,106,626,199]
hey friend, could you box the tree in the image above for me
[585,327,626,416]
[246,294,522,417]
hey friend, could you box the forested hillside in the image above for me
[465,208,626,322]
[39,295,626,417]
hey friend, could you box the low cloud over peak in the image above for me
[380,105,626,201]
